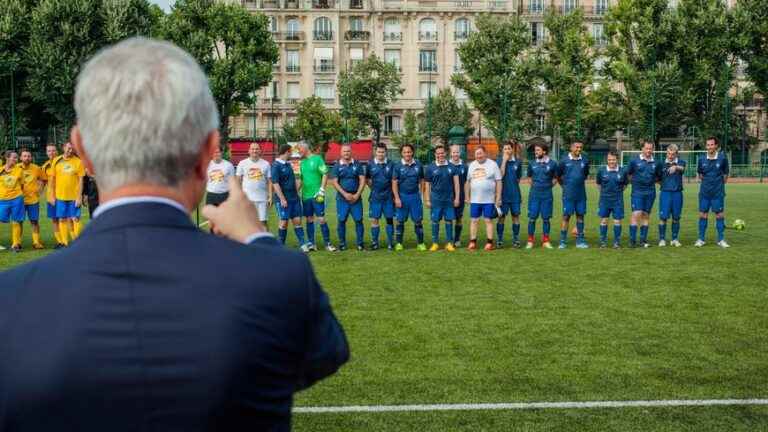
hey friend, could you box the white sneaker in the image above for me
[658,240,667,247]
[325,244,338,252]
[670,239,682,247]
[454,241,462,248]
[717,240,730,248]
[0,245,5,251]
[308,243,318,252]
[300,243,311,253]
[694,239,705,247]
[525,241,534,250]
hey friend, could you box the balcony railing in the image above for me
[313,0,334,8]
[383,32,402,41]
[454,30,472,41]
[594,3,608,14]
[419,31,438,41]
[313,30,334,41]
[274,31,305,41]
[345,30,371,41]
[320,98,336,105]
[527,3,544,13]
[286,64,301,73]
[419,64,438,72]
[314,63,336,73]
[453,0,472,7]
[487,0,506,9]
[285,98,300,105]
[349,0,364,8]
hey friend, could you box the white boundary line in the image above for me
[294,398,768,414]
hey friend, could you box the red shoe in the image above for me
[484,242,495,251]
[467,240,477,250]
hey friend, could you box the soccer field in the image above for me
[1,184,767,431]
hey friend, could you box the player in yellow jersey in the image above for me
[41,144,64,247]
[51,142,85,246]
[19,149,45,249]
[0,151,25,252]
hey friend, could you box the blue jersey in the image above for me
[697,153,729,198]
[596,166,628,205]
[424,162,458,207]
[331,160,364,194]
[394,160,424,195]
[497,157,523,203]
[271,159,299,201]
[366,159,394,202]
[627,156,660,196]
[659,159,686,192]
[449,160,468,203]
[557,154,590,201]
[526,158,558,199]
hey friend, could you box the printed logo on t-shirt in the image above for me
[3,175,16,187]
[61,163,74,174]
[209,169,225,183]
[248,167,264,181]
[472,168,487,180]
[23,172,36,184]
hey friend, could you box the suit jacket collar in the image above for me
[85,202,196,235]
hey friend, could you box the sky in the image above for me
[149,0,175,12]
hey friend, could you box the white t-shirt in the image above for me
[206,159,235,194]
[236,157,271,202]
[467,159,501,204]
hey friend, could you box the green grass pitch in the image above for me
[1,183,767,431]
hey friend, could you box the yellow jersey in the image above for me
[41,157,59,203]
[53,156,85,201]
[20,163,43,205]
[0,165,24,201]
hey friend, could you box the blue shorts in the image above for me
[25,203,40,222]
[369,199,395,219]
[302,198,325,218]
[631,193,656,213]
[499,201,521,217]
[276,199,302,220]
[397,192,423,223]
[337,198,363,222]
[528,196,553,219]
[55,200,82,219]
[598,201,625,220]
[470,203,496,219]
[659,191,683,220]
[699,195,724,213]
[47,202,57,219]
[430,205,456,222]
[563,198,587,216]
[0,196,25,223]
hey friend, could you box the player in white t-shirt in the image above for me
[236,142,272,222]
[465,146,502,251]
[206,148,235,205]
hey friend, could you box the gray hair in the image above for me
[667,144,679,152]
[74,37,219,193]
[297,141,310,151]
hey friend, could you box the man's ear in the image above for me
[71,126,95,174]
[195,130,220,180]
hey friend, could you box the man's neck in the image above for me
[249,156,260,163]
[100,184,195,212]
[708,151,717,157]
[21,162,30,168]
[451,158,461,164]
[213,158,223,164]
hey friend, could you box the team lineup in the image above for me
[204,135,732,252]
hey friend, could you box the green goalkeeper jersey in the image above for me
[300,154,328,200]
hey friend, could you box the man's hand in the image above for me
[495,198,502,208]
[453,198,460,207]
[280,197,288,208]
[425,199,431,209]
[75,197,82,208]
[668,166,677,175]
[267,197,273,207]
[203,176,267,244]
[394,197,402,208]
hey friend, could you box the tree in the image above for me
[391,110,426,159]
[161,0,278,147]
[291,96,354,153]
[733,0,768,98]
[337,54,403,146]
[452,14,541,143]
[422,88,474,146]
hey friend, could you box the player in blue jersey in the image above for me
[696,136,730,248]
[366,144,396,250]
[557,141,590,249]
[271,144,308,250]
[449,144,468,247]
[626,141,661,248]
[393,144,426,251]
[331,144,366,251]
[424,145,461,251]
[496,140,523,248]
[526,143,559,249]
[658,144,686,247]
[595,151,628,248]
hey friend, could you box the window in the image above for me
[564,0,578,13]
[314,81,335,102]
[265,81,279,100]
[454,50,463,72]
[593,23,606,46]
[349,17,364,32]
[384,115,401,135]
[314,17,333,40]
[454,18,470,40]
[529,0,543,13]
[384,49,401,70]
[286,50,300,72]
[419,49,437,72]
[419,18,437,41]
[287,82,300,102]
[384,18,401,41]
[286,18,300,36]
[531,22,545,45]
[313,47,334,72]
[349,48,364,68]
[595,0,608,14]
[536,114,546,133]
[419,81,437,99]
[268,16,278,33]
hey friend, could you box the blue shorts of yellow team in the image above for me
[25,203,40,222]
[430,205,455,222]
[562,198,587,216]
[302,198,325,218]
[337,197,363,222]
[659,191,683,220]
[47,202,57,219]
[0,196,25,223]
[55,200,82,219]
[699,194,724,213]
[631,192,656,213]
[499,201,521,217]
[369,199,394,219]
[470,203,496,219]
[528,196,553,219]
[598,200,624,220]
[397,192,423,223]
[276,199,302,220]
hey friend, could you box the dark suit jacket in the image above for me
[0,202,349,432]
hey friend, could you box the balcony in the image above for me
[320,98,336,105]
[349,0,364,8]
[314,63,336,73]
[418,31,438,42]
[526,3,544,14]
[286,64,301,73]
[454,30,472,41]
[594,3,608,15]
[313,0,335,8]
[313,30,334,41]
[383,32,403,42]
[262,0,279,7]
[419,64,438,73]
[274,31,305,41]
[285,98,300,106]
[453,0,472,7]
[487,0,506,9]
[345,30,371,41]
[284,0,301,8]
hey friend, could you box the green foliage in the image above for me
[733,0,768,102]
[423,88,475,146]
[337,54,403,145]
[452,14,541,142]
[391,110,426,158]
[160,0,278,146]
[292,96,358,153]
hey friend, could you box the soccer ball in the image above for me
[315,195,325,204]
[732,219,746,231]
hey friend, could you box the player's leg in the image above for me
[55,200,73,246]
[336,197,350,250]
[696,194,709,246]
[430,206,442,251]
[511,201,521,247]
[527,197,539,248]
[351,201,364,250]
[28,203,43,249]
[411,195,426,250]
[714,196,728,248]
[598,204,610,247]
[613,202,625,248]
[0,199,11,250]
[10,197,24,251]
[483,205,495,250]
[303,199,316,248]
[383,200,395,249]
[575,200,587,248]
[395,198,408,250]
[276,201,290,244]
[559,199,572,248]
[468,204,481,250]
[496,205,507,248]
[639,193,653,247]
[453,203,464,247]
[444,206,455,250]
[47,201,61,246]
[658,191,670,246]
[71,201,83,239]
[542,198,553,249]
[369,201,382,250]
[670,192,683,247]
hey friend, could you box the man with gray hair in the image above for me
[0,38,348,431]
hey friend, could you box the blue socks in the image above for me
[629,224,638,243]
[671,220,680,240]
[306,222,315,245]
[512,223,520,241]
[613,224,622,244]
[716,218,725,241]
[446,222,454,243]
[432,222,440,244]
[355,220,364,246]
[371,225,381,246]
[279,228,288,244]
[658,222,667,241]
[576,221,584,241]
[396,222,405,244]
[415,223,424,244]
[698,217,708,241]
[528,220,536,236]
[640,225,648,243]
[320,222,331,245]
[560,229,568,245]
[599,224,608,242]
[295,226,306,245]
[337,222,347,247]
[543,219,551,235]
[497,223,505,243]
[386,223,394,246]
